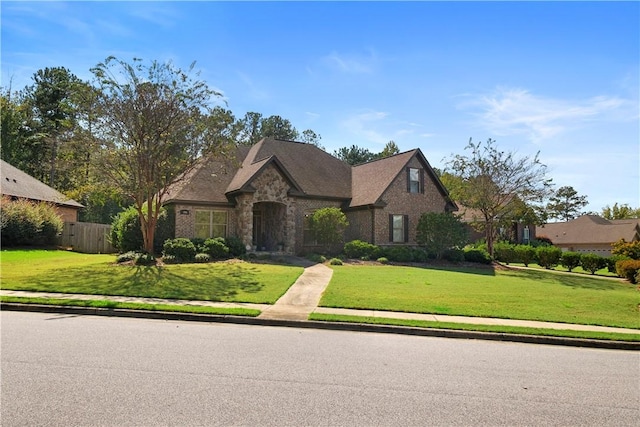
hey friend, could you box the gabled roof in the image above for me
[537,215,640,245]
[350,149,456,209]
[1,159,83,208]
[227,138,351,199]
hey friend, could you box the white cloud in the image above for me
[320,49,377,74]
[459,87,638,143]
[341,111,389,144]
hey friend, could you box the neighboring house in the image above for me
[1,159,83,222]
[164,138,457,255]
[456,204,535,245]
[536,215,640,257]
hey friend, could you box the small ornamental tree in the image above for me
[416,212,468,259]
[514,245,536,267]
[611,239,640,260]
[580,253,605,275]
[309,207,349,254]
[536,246,562,269]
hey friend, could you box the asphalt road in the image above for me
[2,312,638,426]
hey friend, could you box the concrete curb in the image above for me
[3,302,639,351]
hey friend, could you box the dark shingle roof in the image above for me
[351,150,417,207]
[537,215,640,245]
[227,138,351,199]
[1,160,83,208]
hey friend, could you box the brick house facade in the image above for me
[164,138,456,255]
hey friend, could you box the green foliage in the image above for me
[606,255,631,274]
[416,212,468,259]
[535,246,562,269]
[384,246,414,263]
[116,251,139,263]
[443,248,465,263]
[493,242,516,264]
[410,247,429,263]
[162,238,196,262]
[162,254,179,264]
[514,245,536,267]
[134,252,156,266]
[203,237,229,259]
[343,240,381,259]
[615,259,640,284]
[110,205,171,253]
[0,197,63,246]
[225,236,246,257]
[377,257,389,264]
[560,251,582,272]
[306,253,327,264]
[309,207,348,252]
[329,258,343,266]
[546,186,588,222]
[463,248,492,264]
[602,203,640,220]
[530,236,552,247]
[580,253,605,275]
[611,239,640,260]
[195,253,211,263]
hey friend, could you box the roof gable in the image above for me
[1,160,83,208]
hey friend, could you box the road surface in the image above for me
[2,311,638,426]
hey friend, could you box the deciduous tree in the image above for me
[445,138,552,256]
[91,56,224,253]
[602,203,640,220]
[415,212,468,259]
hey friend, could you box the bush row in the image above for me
[161,236,246,263]
[342,240,491,264]
[0,197,63,246]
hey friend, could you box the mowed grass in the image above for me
[0,250,303,304]
[321,264,640,329]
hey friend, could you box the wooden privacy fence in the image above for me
[59,222,116,254]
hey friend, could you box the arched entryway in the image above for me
[252,202,286,251]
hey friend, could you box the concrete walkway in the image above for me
[2,260,639,335]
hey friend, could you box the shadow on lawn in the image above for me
[413,263,497,277]
[503,267,624,291]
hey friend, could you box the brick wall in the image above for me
[173,203,237,239]
[373,157,448,246]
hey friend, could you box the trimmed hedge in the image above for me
[463,248,492,264]
[536,246,562,269]
[514,245,536,267]
[580,253,605,275]
[203,237,229,259]
[343,240,381,260]
[560,251,581,272]
[162,238,196,262]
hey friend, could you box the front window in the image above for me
[392,214,405,243]
[195,210,228,239]
[409,168,421,193]
[523,226,530,243]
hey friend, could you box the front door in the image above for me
[252,210,263,250]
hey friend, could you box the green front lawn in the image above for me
[321,264,640,329]
[0,250,303,304]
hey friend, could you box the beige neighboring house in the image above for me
[164,138,457,255]
[536,215,640,257]
[1,159,83,222]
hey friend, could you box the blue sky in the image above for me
[2,1,638,213]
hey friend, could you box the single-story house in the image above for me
[164,138,457,255]
[536,214,640,257]
[1,159,83,222]
[456,204,535,245]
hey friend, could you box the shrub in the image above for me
[162,238,196,262]
[203,237,230,259]
[308,207,348,253]
[306,253,326,263]
[415,212,468,259]
[329,258,343,265]
[134,252,156,266]
[536,246,562,269]
[443,248,465,263]
[190,238,206,253]
[606,255,631,274]
[493,242,516,264]
[410,247,428,263]
[377,257,389,264]
[531,236,553,247]
[343,240,381,260]
[615,259,640,283]
[560,251,582,272]
[116,251,139,263]
[514,245,536,267]
[0,197,63,246]
[195,253,211,263]
[384,246,413,263]
[110,205,172,254]
[463,248,492,264]
[225,236,246,257]
[580,253,605,275]
[162,254,179,264]
[611,239,640,260]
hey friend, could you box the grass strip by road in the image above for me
[309,313,640,342]
[1,250,303,304]
[1,296,261,317]
[322,264,640,329]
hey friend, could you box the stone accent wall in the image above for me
[374,157,448,246]
[235,164,297,254]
